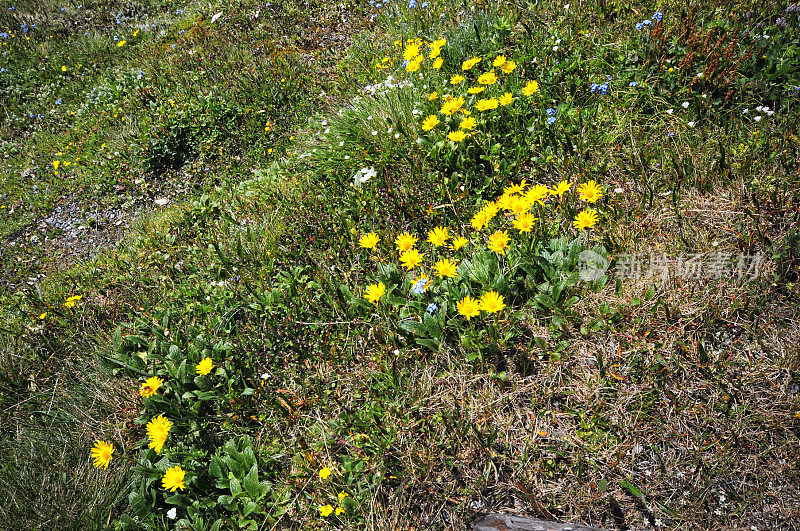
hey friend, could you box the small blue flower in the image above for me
[55,99,62,105]
[402,60,408,67]
[426,303,438,313]
[643,19,652,25]
[636,22,643,30]
[653,11,663,21]
[629,81,638,87]
[599,83,608,95]
[546,107,555,116]
[369,13,377,21]
[547,116,556,124]
[409,0,417,7]
[61,6,66,11]
[412,278,428,295]
[590,83,598,92]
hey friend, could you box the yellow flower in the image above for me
[550,180,571,197]
[577,180,603,203]
[335,507,345,515]
[395,232,417,251]
[573,209,599,230]
[421,114,440,131]
[493,55,507,67]
[467,86,485,94]
[162,465,186,492]
[364,283,386,305]
[196,357,214,376]
[427,226,450,246]
[428,91,438,101]
[450,236,468,250]
[459,116,477,130]
[139,376,163,398]
[90,441,114,469]
[117,40,126,47]
[471,210,490,231]
[462,57,481,70]
[487,230,510,255]
[61,65,67,71]
[434,258,458,278]
[513,212,537,233]
[39,312,47,320]
[500,60,516,74]
[403,41,422,61]
[338,491,349,501]
[504,180,527,196]
[509,195,532,216]
[450,74,465,85]
[457,296,481,320]
[440,96,465,116]
[477,70,498,85]
[406,57,422,72]
[447,130,467,142]
[320,504,334,517]
[479,291,505,313]
[525,184,550,205]
[399,249,423,270]
[146,414,172,453]
[522,80,539,96]
[52,160,60,170]
[359,232,380,249]
[433,57,443,69]
[475,98,499,112]
[498,92,514,106]
[319,466,332,479]
[63,294,83,308]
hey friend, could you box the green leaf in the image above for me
[243,465,260,500]
[242,500,260,517]
[129,491,148,519]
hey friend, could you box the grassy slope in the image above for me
[2,0,800,529]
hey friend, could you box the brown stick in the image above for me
[470,514,608,531]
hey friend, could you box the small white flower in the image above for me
[687,121,696,127]
[682,101,689,108]
[766,110,774,116]
[552,45,559,51]
[167,508,177,520]
[416,138,423,144]
[702,93,708,99]
[367,115,373,120]
[754,116,762,122]
[666,109,673,114]
[763,106,770,111]
[614,187,623,193]
[339,141,344,147]
[324,128,330,134]
[697,72,704,78]
[371,130,377,136]
[394,133,400,139]
[344,155,350,159]
[755,106,763,112]
[742,108,749,114]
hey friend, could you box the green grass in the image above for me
[1,0,800,528]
